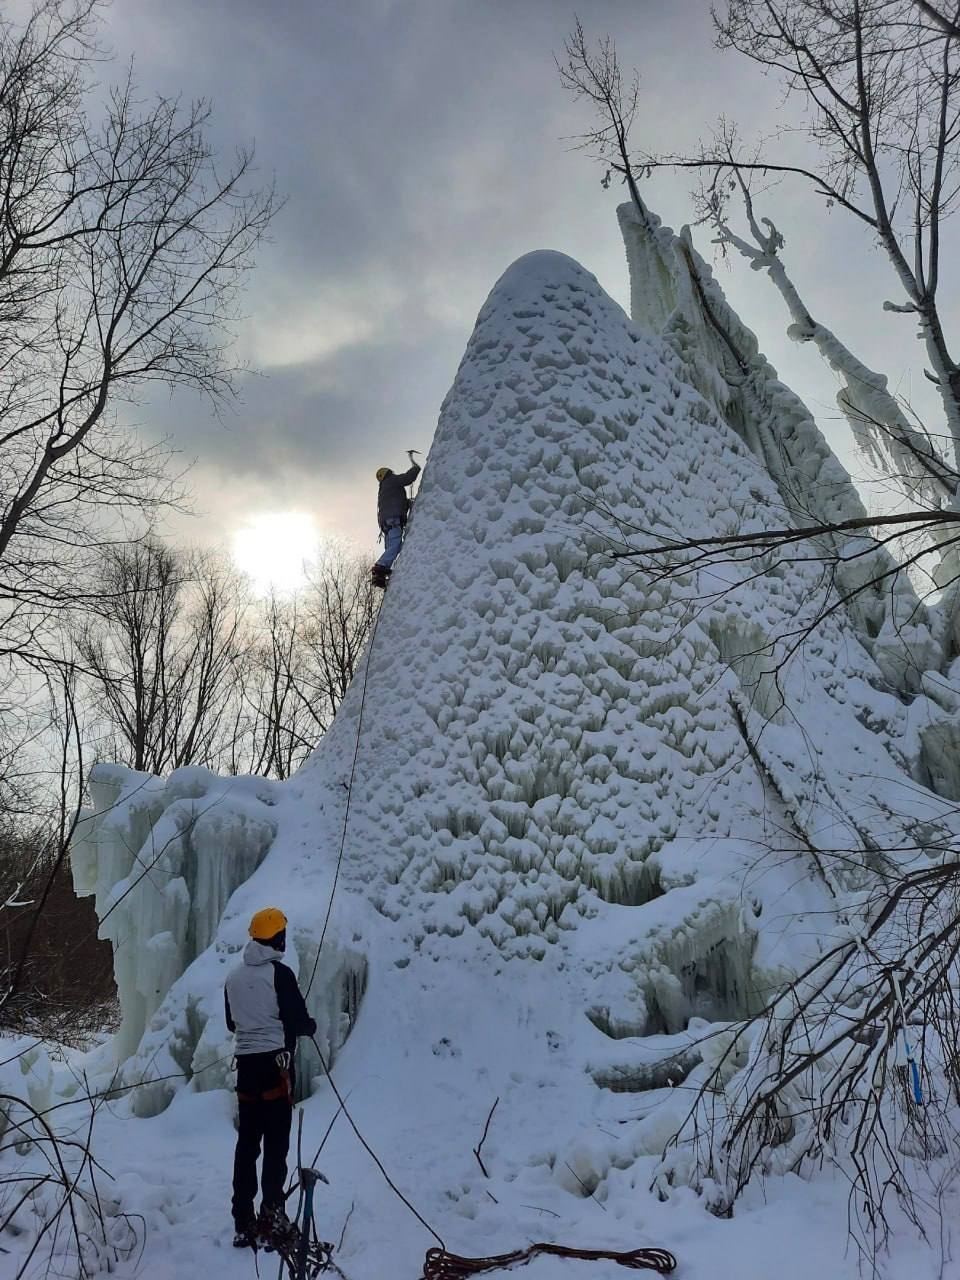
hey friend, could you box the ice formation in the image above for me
[66,212,960,1264]
[618,199,942,692]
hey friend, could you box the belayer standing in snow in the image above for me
[225,907,317,1249]
[371,449,421,589]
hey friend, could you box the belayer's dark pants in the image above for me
[231,1051,294,1227]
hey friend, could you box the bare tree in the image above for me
[914,1,960,40]
[238,549,377,778]
[0,0,275,640]
[239,593,313,779]
[0,0,275,918]
[690,119,960,512]
[649,1,960,451]
[0,662,98,1034]
[655,834,960,1246]
[0,2,274,1266]
[558,22,646,213]
[76,539,250,774]
[564,4,960,450]
[76,539,377,782]
[560,17,960,620]
[0,1058,143,1277]
[299,546,378,729]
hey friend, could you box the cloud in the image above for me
[90,0,955,551]
[239,274,406,370]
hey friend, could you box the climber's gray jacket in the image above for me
[377,464,421,531]
[224,939,316,1056]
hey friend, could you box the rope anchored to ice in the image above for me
[420,1243,677,1277]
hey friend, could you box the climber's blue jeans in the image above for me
[375,520,403,570]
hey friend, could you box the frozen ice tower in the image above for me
[73,230,959,1234]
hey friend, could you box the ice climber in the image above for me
[225,906,317,1250]
[371,449,421,588]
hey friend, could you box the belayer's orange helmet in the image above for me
[249,906,287,941]
[375,466,390,481]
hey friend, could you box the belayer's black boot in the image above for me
[258,1204,298,1252]
[232,1217,258,1249]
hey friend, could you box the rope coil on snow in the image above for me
[421,1243,677,1278]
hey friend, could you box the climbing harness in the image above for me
[237,1050,293,1105]
[420,1244,677,1278]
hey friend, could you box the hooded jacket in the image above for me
[224,939,316,1056]
[377,463,421,531]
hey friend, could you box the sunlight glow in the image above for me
[232,512,320,594]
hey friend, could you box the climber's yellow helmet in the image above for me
[249,906,288,941]
[375,467,390,481]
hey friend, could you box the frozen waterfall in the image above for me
[72,239,960,1220]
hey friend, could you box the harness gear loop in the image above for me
[236,1050,294,1104]
[275,1049,293,1103]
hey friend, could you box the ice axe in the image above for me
[407,448,422,499]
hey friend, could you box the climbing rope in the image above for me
[306,448,424,995]
[308,1032,677,1279]
[297,534,445,1267]
[309,1033,446,1248]
[420,1243,677,1278]
[294,493,677,1280]
[305,598,385,997]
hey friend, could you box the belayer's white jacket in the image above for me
[224,939,316,1056]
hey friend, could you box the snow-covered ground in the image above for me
[2,987,956,1279]
[4,220,960,1279]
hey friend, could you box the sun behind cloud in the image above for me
[231,512,320,594]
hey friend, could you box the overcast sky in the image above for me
[96,0,955,564]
